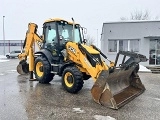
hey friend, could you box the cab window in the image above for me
[47,29,57,43]
[44,22,57,44]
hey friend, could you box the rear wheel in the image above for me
[34,56,54,84]
[62,66,84,93]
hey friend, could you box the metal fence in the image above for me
[0,40,24,55]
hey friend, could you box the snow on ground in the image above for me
[0,55,6,59]
[94,115,116,120]
[72,108,85,113]
[0,59,9,62]
[0,55,9,62]
[139,64,151,72]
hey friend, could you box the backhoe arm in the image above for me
[18,23,43,61]
[17,23,44,79]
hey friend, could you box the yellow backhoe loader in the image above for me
[17,18,148,109]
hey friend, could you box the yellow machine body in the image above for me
[17,18,148,109]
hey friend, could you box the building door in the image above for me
[149,39,160,65]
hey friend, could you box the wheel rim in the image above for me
[36,61,43,77]
[64,72,74,87]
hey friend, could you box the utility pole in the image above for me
[3,16,5,55]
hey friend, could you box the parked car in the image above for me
[5,50,24,59]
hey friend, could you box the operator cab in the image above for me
[43,19,83,52]
[42,18,83,62]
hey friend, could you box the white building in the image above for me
[100,20,160,66]
[0,40,24,55]
[0,40,38,56]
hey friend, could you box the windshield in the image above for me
[44,22,57,44]
[57,22,82,43]
[44,21,82,48]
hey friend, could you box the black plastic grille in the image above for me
[87,54,102,67]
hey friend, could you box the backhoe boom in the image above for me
[17,23,43,79]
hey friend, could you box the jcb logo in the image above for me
[68,46,76,54]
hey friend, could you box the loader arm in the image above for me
[65,41,148,109]
[65,42,110,81]
[17,23,44,77]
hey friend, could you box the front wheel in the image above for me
[62,66,84,93]
[82,72,91,80]
[34,56,54,84]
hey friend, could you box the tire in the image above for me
[62,66,84,93]
[6,55,10,59]
[34,56,54,84]
[82,72,91,80]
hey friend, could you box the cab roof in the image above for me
[44,18,79,25]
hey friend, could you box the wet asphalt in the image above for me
[0,58,160,120]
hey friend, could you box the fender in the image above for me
[35,49,74,76]
[59,61,75,76]
[35,49,59,64]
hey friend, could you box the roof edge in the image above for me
[103,20,160,24]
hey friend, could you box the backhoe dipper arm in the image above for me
[17,23,44,79]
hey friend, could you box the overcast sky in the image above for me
[1,0,160,46]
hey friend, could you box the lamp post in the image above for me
[3,16,5,55]
[96,29,98,47]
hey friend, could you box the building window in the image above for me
[119,40,128,51]
[130,40,139,52]
[108,40,117,52]
[108,39,139,52]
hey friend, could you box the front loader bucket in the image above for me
[91,51,147,109]
[17,60,29,75]
[91,68,145,109]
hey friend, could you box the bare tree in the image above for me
[155,16,159,20]
[85,34,96,45]
[131,10,150,20]
[120,10,158,20]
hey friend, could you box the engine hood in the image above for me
[81,44,100,54]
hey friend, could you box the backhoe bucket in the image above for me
[91,51,147,109]
[17,60,29,75]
